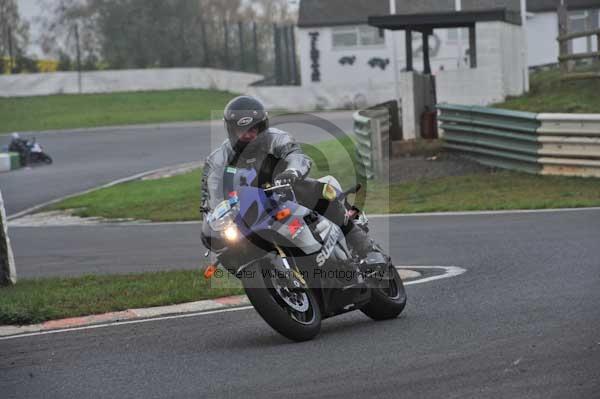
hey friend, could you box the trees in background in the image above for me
[0,0,33,73]
[37,0,296,75]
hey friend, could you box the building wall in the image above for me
[527,8,600,67]
[247,83,397,112]
[527,12,559,66]
[297,26,395,87]
[436,21,526,105]
[298,21,526,108]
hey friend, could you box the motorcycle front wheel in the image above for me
[361,264,407,320]
[242,262,322,342]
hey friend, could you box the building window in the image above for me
[332,26,385,49]
[446,28,467,43]
[569,11,588,33]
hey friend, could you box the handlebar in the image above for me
[263,184,293,192]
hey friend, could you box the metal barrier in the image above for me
[352,101,402,180]
[537,113,600,176]
[438,104,600,177]
[0,190,17,286]
[0,152,21,173]
[352,103,395,180]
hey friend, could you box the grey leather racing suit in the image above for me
[200,128,312,212]
[200,127,379,258]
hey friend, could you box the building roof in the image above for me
[369,9,522,32]
[298,0,600,28]
[297,0,390,28]
[298,0,520,27]
[528,0,600,13]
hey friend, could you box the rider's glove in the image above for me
[274,169,301,186]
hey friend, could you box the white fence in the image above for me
[0,68,263,97]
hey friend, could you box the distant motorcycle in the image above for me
[8,133,53,166]
[27,137,53,164]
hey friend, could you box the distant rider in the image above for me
[8,133,30,166]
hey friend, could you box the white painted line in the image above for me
[7,163,201,221]
[14,205,600,228]
[0,265,466,341]
[398,266,467,285]
[0,306,255,341]
[1,120,216,137]
[368,207,600,218]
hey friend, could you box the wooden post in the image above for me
[558,3,570,74]
[7,25,13,73]
[238,21,245,71]
[423,30,431,74]
[405,29,413,71]
[289,26,299,85]
[199,15,210,67]
[283,25,292,84]
[597,32,600,65]
[253,22,259,73]
[74,23,82,93]
[469,25,477,68]
[223,21,230,69]
[274,24,282,85]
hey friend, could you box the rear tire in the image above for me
[41,154,53,164]
[242,262,322,342]
[361,265,407,320]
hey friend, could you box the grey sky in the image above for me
[16,0,300,58]
[17,0,44,56]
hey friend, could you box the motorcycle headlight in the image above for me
[222,225,239,242]
[208,200,239,231]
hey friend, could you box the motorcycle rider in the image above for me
[200,95,380,259]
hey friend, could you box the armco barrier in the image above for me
[352,100,402,180]
[0,189,17,285]
[353,106,391,180]
[0,153,21,173]
[438,104,600,177]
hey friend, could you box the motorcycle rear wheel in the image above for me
[242,262,322,342]
[41,154,53,164]
[361,265,407,320]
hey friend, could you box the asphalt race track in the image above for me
[0,111,353,216]
[3,209,600,398]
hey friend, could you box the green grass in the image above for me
[0,89,237,134]
[495,69,600,113]
[0,270,243,325]
[51,169,202,222]
[49,138,361,221]
[47,138,600,221]
[373,172,600,213]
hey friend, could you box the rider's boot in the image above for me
[343,222,390,262]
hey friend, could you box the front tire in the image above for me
[361,265,407,320]
[242,262,322,342]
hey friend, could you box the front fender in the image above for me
[234,251,289,276]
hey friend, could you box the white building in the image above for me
[294,0,600,109]
[527,0,600,67]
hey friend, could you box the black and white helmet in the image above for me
[223,96,269,153]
